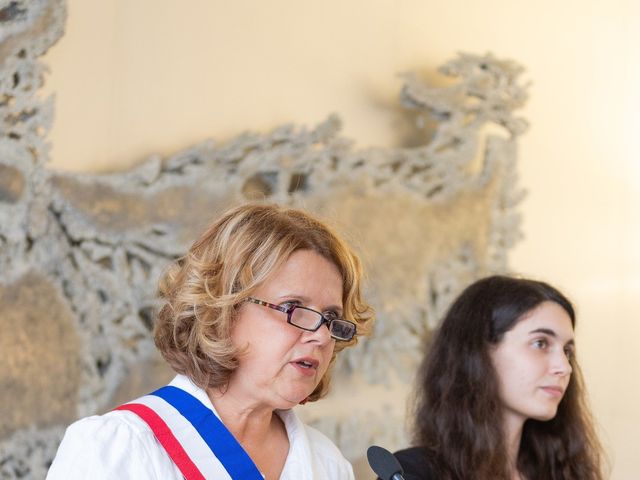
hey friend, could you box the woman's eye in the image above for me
[323,310,339,320]
[564,348,574,360]
[532,338,548,349]
[280,301,300,311]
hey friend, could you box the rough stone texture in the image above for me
[0,164,24,202]
[0,272,81,438]
[0,0,529,477]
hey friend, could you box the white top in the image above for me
[47,375,354,480]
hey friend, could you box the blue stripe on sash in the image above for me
[151,385,263,480]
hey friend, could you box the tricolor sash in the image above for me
[116,385,264,480]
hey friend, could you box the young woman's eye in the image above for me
[532,338,548,349]
[564,347,574,360]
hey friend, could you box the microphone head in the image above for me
[367,445,404,480]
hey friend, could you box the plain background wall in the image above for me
[41,1,639,477]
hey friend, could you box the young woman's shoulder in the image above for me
[46,410,181,479]
[393,446,437,480]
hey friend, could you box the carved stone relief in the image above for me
[0,1,528,477]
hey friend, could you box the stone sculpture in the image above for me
[0,0,528,477]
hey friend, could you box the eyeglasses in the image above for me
[246,297,357,341]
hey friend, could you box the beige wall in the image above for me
[41,0,639,477]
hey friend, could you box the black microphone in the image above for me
[367,445,406,480]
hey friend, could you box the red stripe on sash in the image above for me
[115,403,206,480]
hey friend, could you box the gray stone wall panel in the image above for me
[0,272,80,438]
[0,2,529,477]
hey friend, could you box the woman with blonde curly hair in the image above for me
[48,203,373,480]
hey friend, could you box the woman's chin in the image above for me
[276,390,313,409]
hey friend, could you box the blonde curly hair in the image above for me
[154,203,373,402]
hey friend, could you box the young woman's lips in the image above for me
[540,386,564,398]
[290,357,319,377]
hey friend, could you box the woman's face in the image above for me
[228,249,342,410]
[490,301,574,427]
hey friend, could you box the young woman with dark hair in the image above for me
[395,275,604,480]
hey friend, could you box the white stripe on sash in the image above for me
[125,394,233,479]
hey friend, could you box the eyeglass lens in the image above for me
[328,320,355,340]
[289,307,323,330]
[289,307,355,340]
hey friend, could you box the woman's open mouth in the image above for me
[290,357,319,376]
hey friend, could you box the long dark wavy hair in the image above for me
[413,275,604,480]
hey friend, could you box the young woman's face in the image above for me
[228,249,341,410]
[490,301,574,427]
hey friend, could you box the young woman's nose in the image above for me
[552,350,573,377]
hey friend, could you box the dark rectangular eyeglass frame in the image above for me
[246,297,356,341]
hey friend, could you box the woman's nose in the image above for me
[552,350,573,377]
[303,322,333,345]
